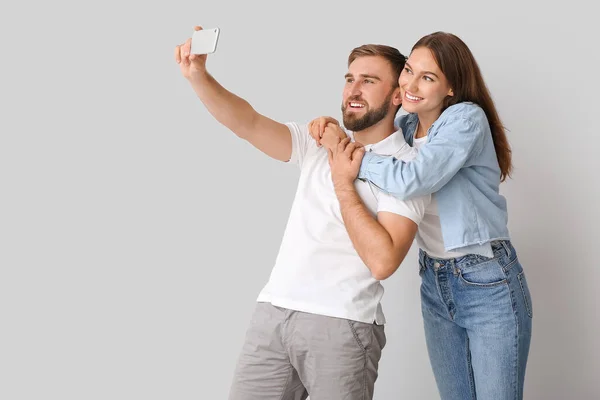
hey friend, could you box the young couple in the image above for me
[175,27,533,400]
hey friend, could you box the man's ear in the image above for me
[392,87,403,106]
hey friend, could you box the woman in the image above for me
[309,32,533,400]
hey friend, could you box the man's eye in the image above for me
[364,79,374,84]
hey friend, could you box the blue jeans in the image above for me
[419,240,533,400]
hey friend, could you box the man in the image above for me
[175,26,430,400]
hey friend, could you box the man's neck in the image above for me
[353,120,396,146]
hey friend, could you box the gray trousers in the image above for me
[228,302,386,400]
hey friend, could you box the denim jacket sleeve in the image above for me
[357,106,486,200]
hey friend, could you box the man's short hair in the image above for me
[348,45,407,86]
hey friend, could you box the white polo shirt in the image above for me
[256,123,431,324]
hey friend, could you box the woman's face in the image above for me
[399,47,453,118]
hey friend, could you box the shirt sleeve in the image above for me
[375,188,431,225]
[357,111,486,201]
[286,122,313,167]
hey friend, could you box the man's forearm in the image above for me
[186,69,291,162]
[335,185,399,280]
[188,71,259,138]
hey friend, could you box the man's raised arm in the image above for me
[176,26,292,162]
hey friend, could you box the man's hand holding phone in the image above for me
[175,26,210,81]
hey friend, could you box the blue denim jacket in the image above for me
[357,102,510,252]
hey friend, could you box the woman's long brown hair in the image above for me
[413,32,512,181]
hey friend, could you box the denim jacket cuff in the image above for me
[358,151,378,180]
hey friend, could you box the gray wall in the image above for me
[2,0,598,399]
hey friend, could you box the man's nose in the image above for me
[349,82,362,96]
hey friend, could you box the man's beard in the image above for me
[341,91,394,132]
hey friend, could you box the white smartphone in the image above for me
[190,28,220,55]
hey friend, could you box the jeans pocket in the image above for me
[458,260,508,287]
[517,271,533,318]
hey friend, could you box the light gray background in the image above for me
[1,0,598,399]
